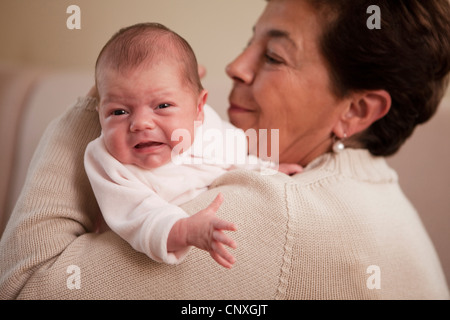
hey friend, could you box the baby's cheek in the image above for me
[170,128,195,153]
[105,139,130,163]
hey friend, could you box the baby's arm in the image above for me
[167,193,237,269]
[85,138,193,264]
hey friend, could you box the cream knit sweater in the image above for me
[0,97,448,300]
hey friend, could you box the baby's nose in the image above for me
[130,115,156,132]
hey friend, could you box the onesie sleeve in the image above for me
[84,137,190,264]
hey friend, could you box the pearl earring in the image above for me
[332,134,346,153]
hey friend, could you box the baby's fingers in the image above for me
[278,163,303,176]
[210,251,234,269]
[213,218,237,232]
[211,242,236,269]
[205,193,224,214]
[213,230,237,249]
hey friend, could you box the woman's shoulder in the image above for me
[198,149,399,209]
[294,148,398,186]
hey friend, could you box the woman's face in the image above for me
[226,0,350,166]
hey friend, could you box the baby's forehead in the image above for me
[97,60,198,98]
[101,41,186,73]
[119,63,186,86]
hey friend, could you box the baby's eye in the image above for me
[157,103,171,109]
[112,109,127,116]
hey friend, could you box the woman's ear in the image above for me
[334,90,391,138]
[196,89,208,123]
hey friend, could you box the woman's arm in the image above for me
[0,97,103,298]
[3,94,442,299]
[0,96,291,299]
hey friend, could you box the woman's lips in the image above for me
[228,103,254,114]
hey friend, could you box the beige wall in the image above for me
[0,0,448,113]
[0,0,266,116]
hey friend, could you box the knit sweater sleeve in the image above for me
[0,97,448,299]
[0,97,103,298]
[84,137,190,264]
[0,97,293,299]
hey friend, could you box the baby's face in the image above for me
[97,62,206,169]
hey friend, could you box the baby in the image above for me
[84,23,301,269]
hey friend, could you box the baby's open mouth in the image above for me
[134,141,164,149]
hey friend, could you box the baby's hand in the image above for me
[185,193,237,269]
[278,163,303,176]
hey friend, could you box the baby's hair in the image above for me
[95,22,203,93]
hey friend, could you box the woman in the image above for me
[1,0,449,299]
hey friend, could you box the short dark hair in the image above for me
[95,22,203,94]
[276,0,450,156]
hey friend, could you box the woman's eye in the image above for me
[112,109,127,116]
[157,103,171,109]
[265,53,283,65]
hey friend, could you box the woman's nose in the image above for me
[226,48,256,85]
